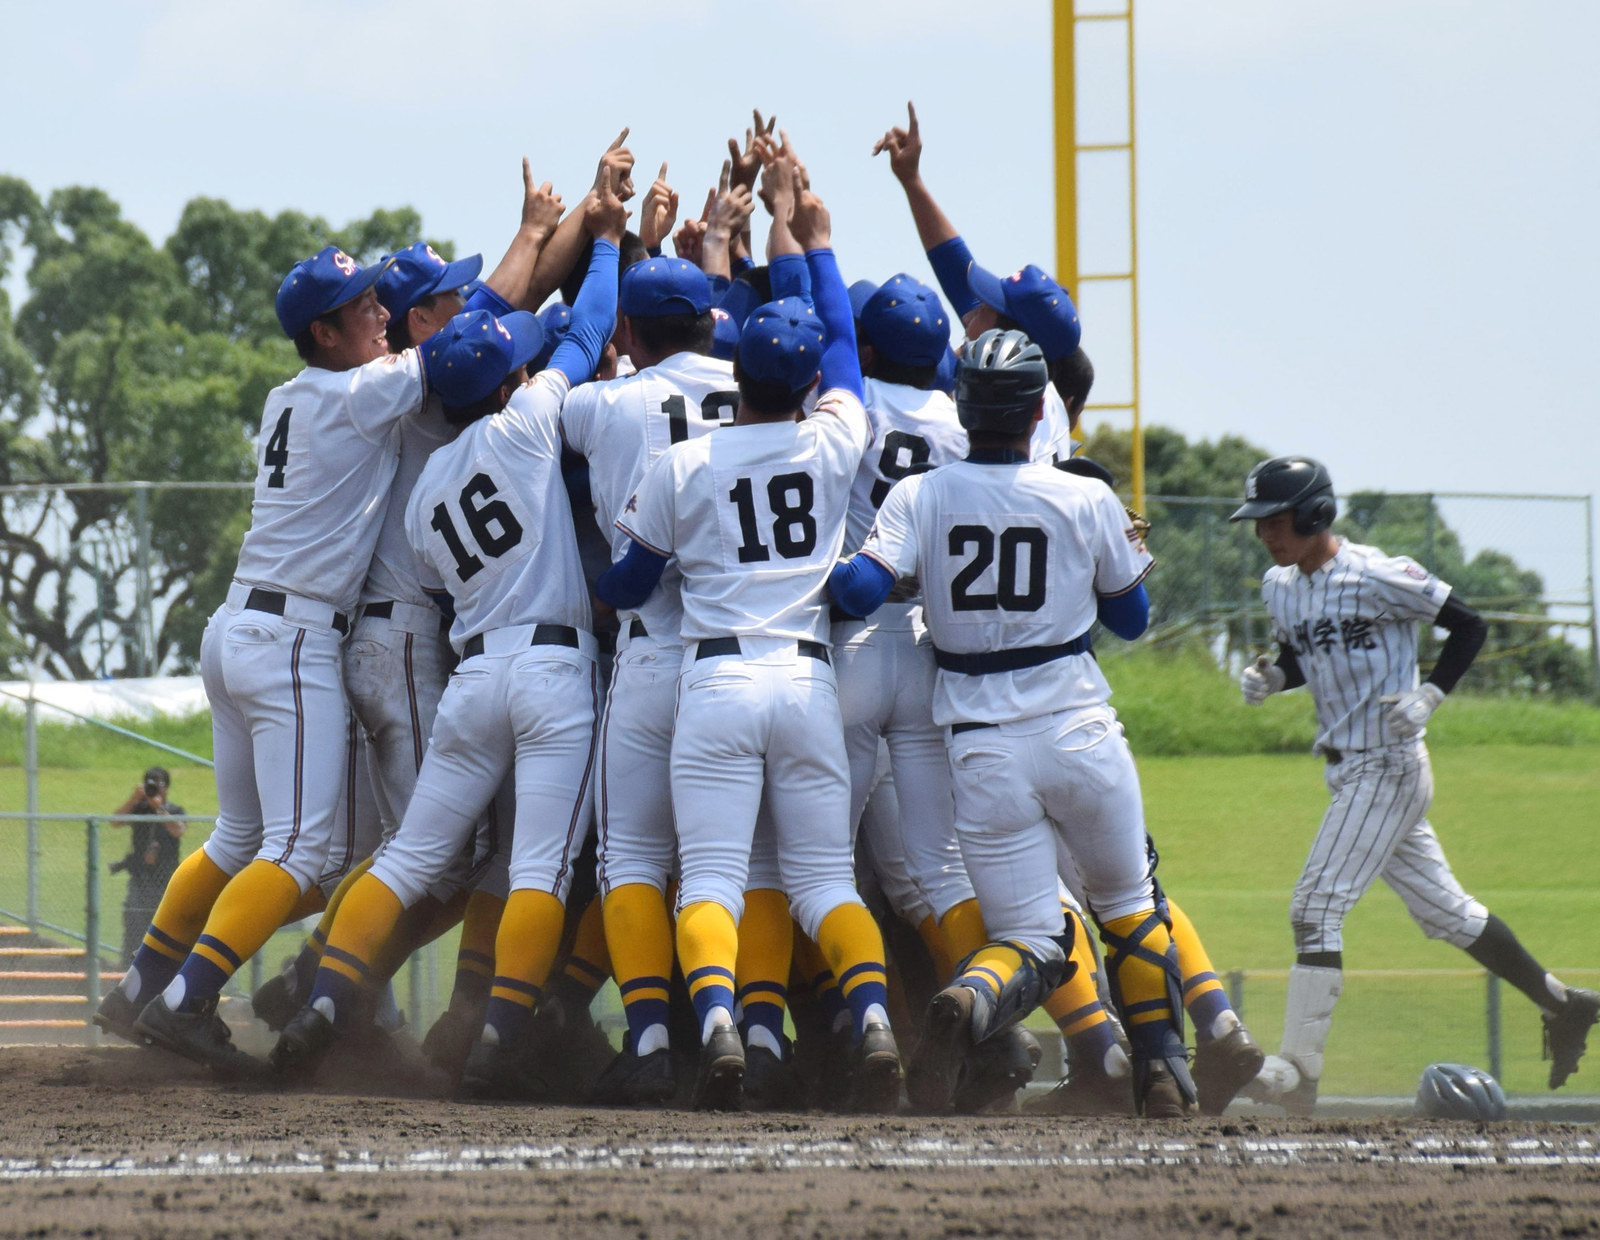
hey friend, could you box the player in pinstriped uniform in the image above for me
[1233,456,1599,1114]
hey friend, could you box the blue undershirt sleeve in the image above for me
[1096,581,1149,640]
[462,284,515,317]
[769,252,812,302]
[827,555,895,618]
[716,276,761,329]
[926,235,981,319]
[806,248,863,400]
[595,538,669,610]
[546,239,619,387]
[732,254,754,276]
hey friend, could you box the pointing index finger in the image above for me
[907,100,919,135]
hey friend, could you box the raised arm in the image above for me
[480,159,565,310]
[545,168,628,387]
[702,160,755,282]
[873,102,979,319]
[791,189,861,400]
[526,128,635,308]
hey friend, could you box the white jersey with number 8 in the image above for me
[406,370,590,650]
[618,389,870,644]
[862,461,1152,725]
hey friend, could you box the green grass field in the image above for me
[1,694,1596,1097]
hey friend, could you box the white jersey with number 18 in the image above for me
[406,370,590,652]
[862,460,1152,726]
[618,389,871,645]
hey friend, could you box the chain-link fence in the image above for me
[1126,492,1598,697]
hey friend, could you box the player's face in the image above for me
[1255,511,1311,566]
[962,303,1000,341]
[323,289,391,368]
[409,287,467,346]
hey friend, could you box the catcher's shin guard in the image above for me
[1098,904,1196,1113]
[954,940,1066,1044]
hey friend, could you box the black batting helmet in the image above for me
[1415,1062,1507,1122]
[1229,456,1337,535]
[955,329,1049,437]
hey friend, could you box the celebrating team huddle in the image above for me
[91,106,1597,1119]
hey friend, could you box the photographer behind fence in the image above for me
[110,768,187,964]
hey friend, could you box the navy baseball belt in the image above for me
[244,587,349,636]
[629,618,648,640]
[461,624,581,661]
[695,636,830,665]
[932,631,1092,675]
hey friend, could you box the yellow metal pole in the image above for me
[1126,0,1144,513]
[1053,0,1078,298]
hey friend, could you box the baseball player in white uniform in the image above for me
[93,246,426,1074]
[559,254,739,1104]
[270,197,627,1091]
[1232,456,1600,1113]
[831,329,1196,1118]
[597,177,902,1112]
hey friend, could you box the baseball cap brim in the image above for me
[432,253,485,298]
[500,310,545,374]
[966,262,1009,316]
[848,280,879,321]
[1228,499,1289,522]
[324,256,395,317]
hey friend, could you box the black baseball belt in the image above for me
[932,631,1092,676]
[244,587,349,636]
[461,624,582,661]
[695,636,830,665]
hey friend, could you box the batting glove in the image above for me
[1241,654,1286,706]
[1380,682,1445,740]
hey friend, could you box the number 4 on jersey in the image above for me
[263,408,291,488]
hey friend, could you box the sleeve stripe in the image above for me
[1100,557,1155,598]
[859,548,897,576]
[614,521,670,558]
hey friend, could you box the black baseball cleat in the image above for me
[953,1024,1040,1114]
[458,1036,559,1102]
[906,986,974,1114]
[1135,1059,1192,1119]
[848,1021,903,1114]
[1545,987,1600,1089]
[93,987,148,1046]
[589,1047,678,1107]
[250,962,303,1033]
[134,994,266,1081]
[1193,1024,1267,1116]
[742,1042,806,1111]
[421,1003,485,1082]
[691,1024,745,1111]
[1025,1067,1136,1116]
[269,1005,337,1079]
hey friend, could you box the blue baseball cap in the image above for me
[422,309,544,408]
[967,262,1082,359]
[710,306,739,361]
[860,274,950,367]
[934,347,958,394]
[620,257,713,318]
[275,246,394,339]
[737,297,825,390]
[376,242,484,320]
[848,279,879,322]
[529,301,573,372]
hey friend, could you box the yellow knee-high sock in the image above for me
[125,849,234,1002]
[307,874,405,1023]
[736,889,793,1052]
[1166,897,1236,1042]
[793,928,846,1030]
[677,900,740,1039]
[285,883,328,925]
[281,857,368,995]
[916,915,955,983]
[170,859,301,1011]
[1043,909,1110,1033]
[605,883,675,1054]
[938,898,987,975]
[371,891,467,984]
[482,889,566,1044]
[956,940,1027,997]
[559,894,613,999]
[448,889,504,1008]
[1101,909,1180,1052]
[817,902,890,1036]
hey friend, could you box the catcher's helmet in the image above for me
[955,329,1048,437]
[1415,1062,1507,1122]
[1229,456,1337,536]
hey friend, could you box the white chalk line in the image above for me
[2,1134,1597,1181]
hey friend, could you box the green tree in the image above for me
[0,178,439,678]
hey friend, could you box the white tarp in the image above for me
[0,676,209,721]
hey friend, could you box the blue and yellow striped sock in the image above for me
[168,859,300,1013]
[818,903,890,1039]
[678,901,738,1039]
[481,889,565,1046]
[1168,898,1234,1042]
[604,883,674,1053]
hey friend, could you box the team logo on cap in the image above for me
[425,245,446,268]
[332,251,357,277]
[1246,476,1258,499]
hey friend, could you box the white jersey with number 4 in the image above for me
[845,378,968,556]
[1262,539,1450,755]
[234,351,427,613]
[560,351,739,642]
[862,460,1152,725]
[618,389,871,644]
[406,370,590,650]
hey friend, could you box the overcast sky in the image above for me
[5,0,1597,595]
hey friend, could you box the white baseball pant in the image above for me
[946,705,1154,965]
[201,586,350,892]
[834,618,974,922]
[856,752,935,926]
[367,632,599,908]
[595,630,681,895]
[318,717,383,896]
[670,639,862,938]
[1291,741,1487,954]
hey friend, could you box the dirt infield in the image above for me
[2,1047,1597,1239]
